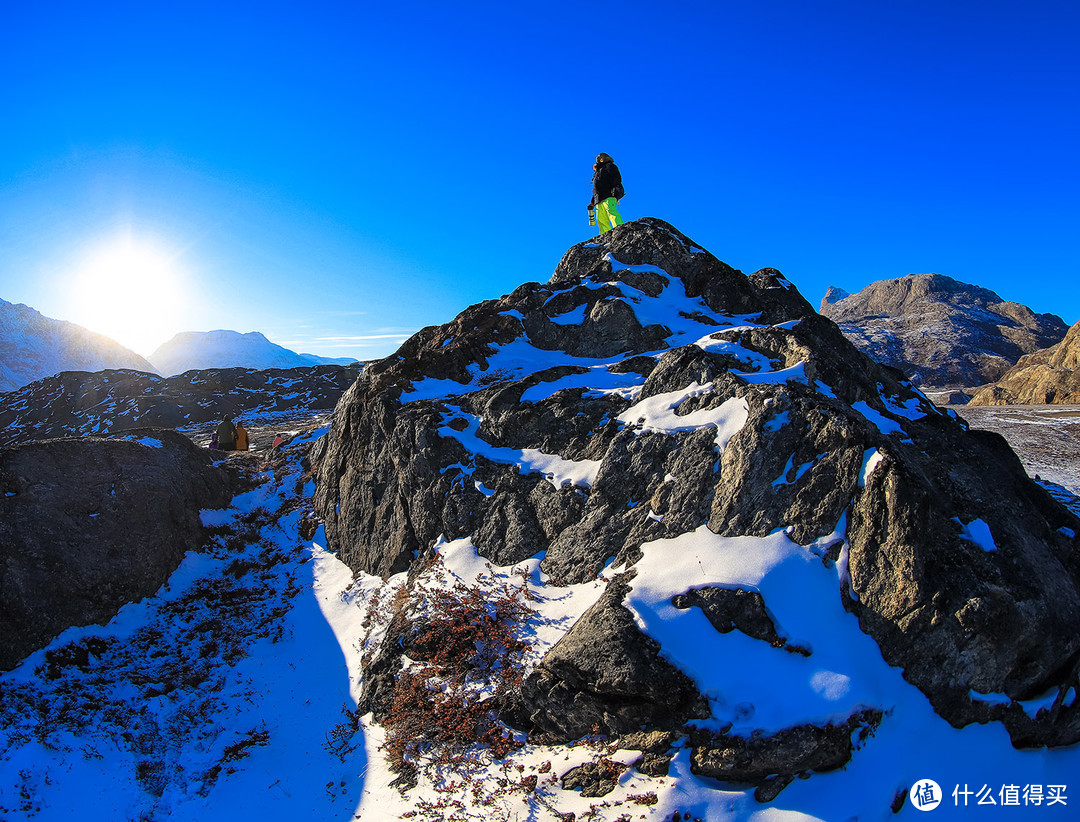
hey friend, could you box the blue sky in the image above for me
[1,0,1077,359]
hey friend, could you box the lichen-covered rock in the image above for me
[672,586,809,654]
[688,709,883,797]
[561,758,627,797]
[0,430,231,670]
[619,730,679,777]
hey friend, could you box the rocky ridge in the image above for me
[969,320,1080,405]
[820,273,1067,387]
[313,218,1080,795]
[0,363,362,448]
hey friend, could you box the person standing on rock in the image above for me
[216,417,237,452]
[589,153,625,234]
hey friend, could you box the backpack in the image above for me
[612,181,625,200]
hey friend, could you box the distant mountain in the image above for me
[298,351,357,366]
[819,274,1068,387]
[149,330,356,376]
[969,320,1080,405]
[0,298,156,393]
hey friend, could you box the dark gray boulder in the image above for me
[672,586,808,655]
[519,576,710,741]
[0,429,231,670]
[688,709,884,786]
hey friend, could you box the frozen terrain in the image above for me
[2,218,1078,819]
[2,401,1079,818]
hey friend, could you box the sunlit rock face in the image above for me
[819,273,1068,388]
[0,430,231,670]
[313,217,1080,784]
[970,320,1080,405]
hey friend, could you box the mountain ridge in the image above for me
[969,319,1080,405]
[819,273,1068,387]
[0,363,362,447]
[149,329,356,376]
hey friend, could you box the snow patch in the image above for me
[852,401,911,440]
[438,408,600,490]
[955,517,998,552]
[549,303,587,326]
[617,382,749,450]
[859,448,884,487]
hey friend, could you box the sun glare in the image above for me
[66,235,189,357]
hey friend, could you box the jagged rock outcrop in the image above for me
[969,321,1080,405]
[313,218,1080,791]
[0,430,231,670]
[0,298,157,392]
[0,363,362,447]
[820,274,1068,387]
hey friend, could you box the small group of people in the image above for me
[588,152,625,234]
[210,417,248,452]
[208,419,290,452]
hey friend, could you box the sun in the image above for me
[66,234,189,357]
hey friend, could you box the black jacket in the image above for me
[590,161,623,207]
[216,419,237,449]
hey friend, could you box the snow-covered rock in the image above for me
[314,218,1080,802]
[0,298,156,392]
[150,329,355,376]
[3,221,1080,818]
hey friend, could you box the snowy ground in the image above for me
[2,408,1079,820]
[949,404,1080,501]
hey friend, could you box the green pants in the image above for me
[596,197,623,233]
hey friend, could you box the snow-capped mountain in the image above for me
[0,298,156,392]
[149,329,356,376]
